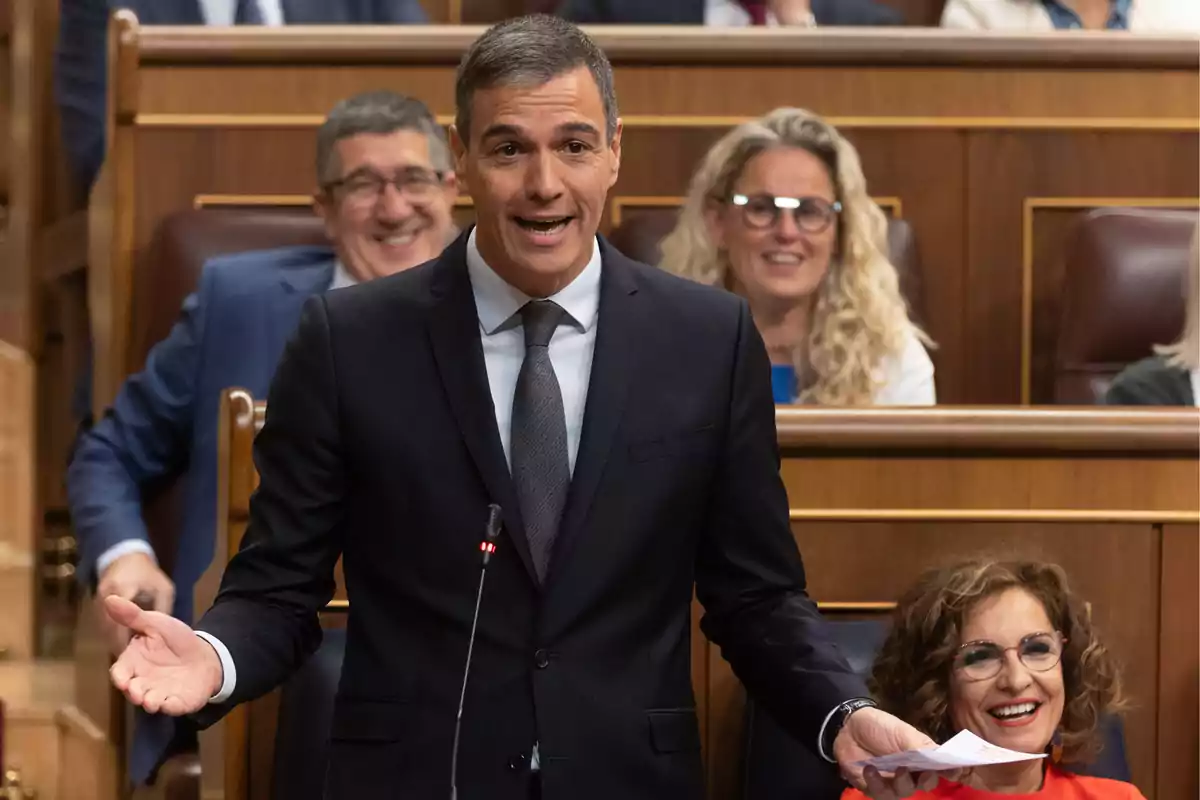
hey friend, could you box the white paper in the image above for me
[854,729,1048,773]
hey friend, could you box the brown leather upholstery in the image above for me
[1054,208,1198,405]
[131,207,327,578]
[606,209,928,327]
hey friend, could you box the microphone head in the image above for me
[485,504,503,542]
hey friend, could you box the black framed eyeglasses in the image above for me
[324,167,444,205]
[953,631,1067,682]
[729,193,842,233]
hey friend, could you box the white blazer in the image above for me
[941,0,1200,32]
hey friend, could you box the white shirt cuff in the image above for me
[817,702,843,763]
[194,631,237,704]
[95,539,157,579]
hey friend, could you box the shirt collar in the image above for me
[464,227,602,336]
[329,260,358,290]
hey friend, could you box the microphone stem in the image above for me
[450,564,489,799]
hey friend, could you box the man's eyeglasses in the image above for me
[728,193,842,233]
[953,632,1066,682]
[325,168,444,205]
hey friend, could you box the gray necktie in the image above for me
[511,300,570,583]
[235,0,264,24]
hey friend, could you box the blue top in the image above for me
[1041,0,1132,29]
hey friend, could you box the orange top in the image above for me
[841,767,1145,800]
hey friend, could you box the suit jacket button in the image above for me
[534,648,550,669]
[508,753,528,771]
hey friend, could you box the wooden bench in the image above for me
[208,390,1199,799]
[87,18,1199,415]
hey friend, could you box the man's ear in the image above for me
[449,124,468,177]
[607,118,623,189]
[312,190,337,242]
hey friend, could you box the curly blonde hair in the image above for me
[659,107,928,405]
[870,560,1127,764]
[1154,222,1199,370]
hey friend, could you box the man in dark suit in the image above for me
[55,0,429,193]
[106,15,953,800]
[69,90,457,786]
[559,0,903,26]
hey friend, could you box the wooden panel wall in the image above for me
[89,25,1200,413]
[0,341,36,659]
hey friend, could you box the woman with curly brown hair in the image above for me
[844,560,1141,799]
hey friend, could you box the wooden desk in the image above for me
[207,396,1198,799]
[89,21,1199,413]
[701,407,1198,800]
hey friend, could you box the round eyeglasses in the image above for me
[729,193,842,234]
[953,632,1066,682]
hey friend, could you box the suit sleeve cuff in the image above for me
[194,631,237,703]
[95,539,157,580]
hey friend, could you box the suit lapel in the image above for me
[427,236,538,585]
[265,255,335,373]
[545,241,645,588]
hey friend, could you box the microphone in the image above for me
[450,503,503,800]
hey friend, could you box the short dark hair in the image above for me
[315,90,450,185]
[870,560,1127,764]
[454,14,618,146]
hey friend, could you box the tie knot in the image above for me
[520,300,565,348]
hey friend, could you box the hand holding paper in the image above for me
[854,729,1047,773]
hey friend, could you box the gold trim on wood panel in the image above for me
[620,116,1200,131]
[610,196,685,228]
[194,193,312,208]
[789,508,1200,523]
[193,194,475,209]
[132,114,1200,132]
[816,602,898,613]
[1020,197,1200,404]
[318,599,899,613]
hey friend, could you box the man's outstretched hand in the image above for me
[106,595,224,716]
[835,707,971,799]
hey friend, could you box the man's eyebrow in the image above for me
[479,123,526,142]
[557,122,601,139]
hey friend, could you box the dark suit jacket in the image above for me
[66,246,336,782]
[54,0,428,192]
[1103,355,1196,406]
[559,0,903,25]
[193,232,866,799]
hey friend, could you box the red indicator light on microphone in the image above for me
[479,542,496,554]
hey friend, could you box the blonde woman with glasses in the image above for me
[660,107,934,406]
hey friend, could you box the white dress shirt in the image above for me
[1190,368,1200,408]
[871,326,937,406]
[198,0,285,26]
[941,0,1200,33]
[705,0,780,26]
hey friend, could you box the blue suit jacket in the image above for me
[66,246,336,782]
[559,0,902,25]
[55,0,428,191]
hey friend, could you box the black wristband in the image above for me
[821,697,878,762]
